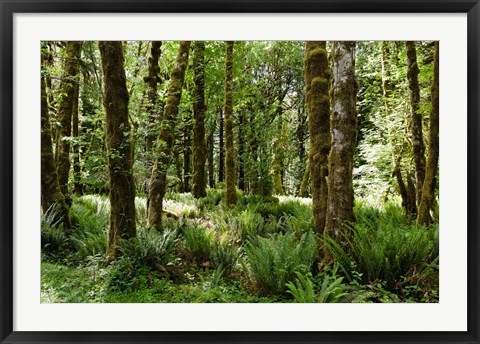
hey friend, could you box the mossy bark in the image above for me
[144,41,163,153]
[41,55,71,231]
[272,120,285,195]
[148,41,191,230]
[406,41,426,205]
[237,111,246,191]
[192,42,207,198]
[99,41,137,257]
[72,80,83,196]
[224,41,237,206]
[218,108,225,182]
[325,41,358,238]
[183,111,192,192]
[304,41,331,235]
[417,42,439,225]
[298,160,310,197]
[55,41,83,202]
[207,127,215,188]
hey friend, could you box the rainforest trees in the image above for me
[148,41,191,230]
[99,41,137,256]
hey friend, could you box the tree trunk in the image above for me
[147,41,191,230]
[304,41,331,235]
[325,41,358,238]
[144,41,162,153]
[237,111,246,191]
[207,127,215,188]
[72,80,83,196]
[183,111,192,193]
[382,41,417,216]
[298,160,310,197]
[417,42,439,226]
[406,41,426,205]
[55,41,83,202]
[192,41,207,198]
[98,41,137,257]
[218,108,225,183]
[41,51,71,231]
[224,41,237,206]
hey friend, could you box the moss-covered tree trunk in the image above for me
[183,111,192,193]
[41,51,71,231]
[325,41,358,238]
[147,41,191,230]
[224,41,237,206]
[144,41,163,153]
[304,41,331,234]
[272,120,285,195]
[98,41,137,256]
[207,127,215,188]
[417,42,439,226]
[218,108,225,183]
[406,41,426,205]
[192,42,207,198]
[237,111,246,191]
[72,81,83,196]
[55,41,83,202]
[298,160,310,197]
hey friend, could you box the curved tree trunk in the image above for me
[55,41,83,202]
[406,41,426,205]
[224,41,237,206]
[41,51,71,231]
[417,42,439,226]
[147,41,191,230]
[325,41,358,238]
[304,41,331,235]
[99,41,137,257]
[72,80,83,196]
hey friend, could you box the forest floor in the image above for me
[41,190,439,303]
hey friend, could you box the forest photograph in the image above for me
[40,40,439,304]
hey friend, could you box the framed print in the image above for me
[1,1,479,343]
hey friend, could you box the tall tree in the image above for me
[144,41,163,153]
[55,41,83,201]
[99,41,137,257]
[183,111,192,192]
[72,79,83,195]
[304,41,331,234]
[406,41,426,205]
[41,49,71,231]
[207,126,215,188]
[218,108,225,183]
[224,41,237,206]
[325,41,358,238]
[417,42,439,225]
[382,41,416,215]
[192,41,207,198]
[148,41,191,230]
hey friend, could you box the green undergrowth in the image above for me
[41,190,439,303]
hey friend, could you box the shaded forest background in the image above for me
[41,41,439,303]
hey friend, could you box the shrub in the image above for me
[242,231,317,295]
[41,204,68,260]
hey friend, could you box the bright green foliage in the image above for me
[242,231,317,295]
[323,202,438,288]
[183,224,215,262]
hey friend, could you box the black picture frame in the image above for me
[1,1,479,343]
